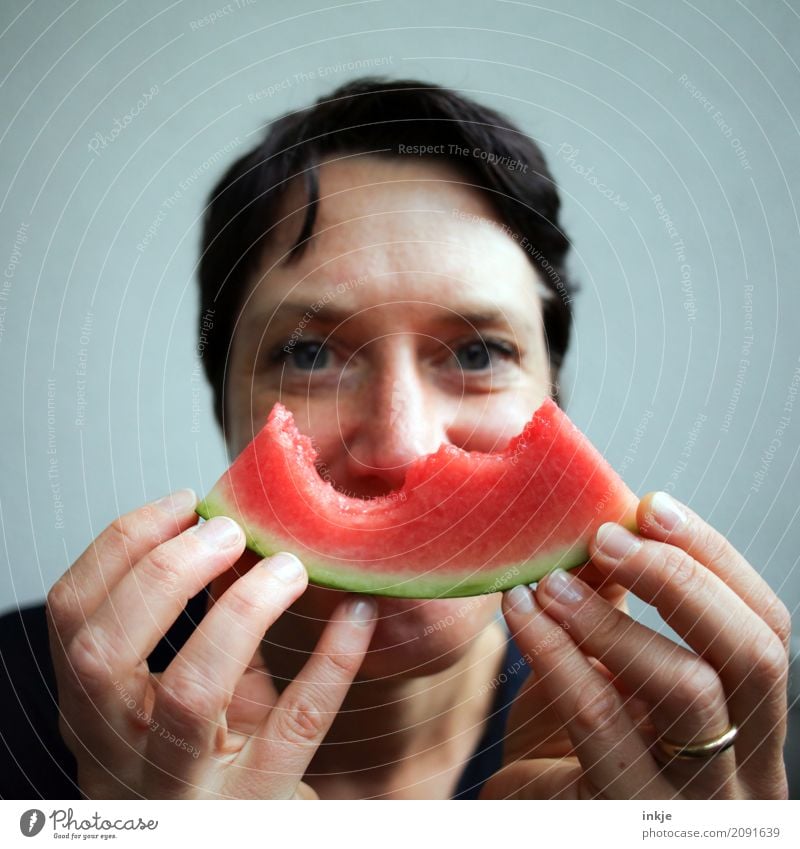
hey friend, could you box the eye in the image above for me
[272,340,331,371]
[452,339,516,371]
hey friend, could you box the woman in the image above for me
[6,78,789,799]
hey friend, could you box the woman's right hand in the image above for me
[45,488,376,799]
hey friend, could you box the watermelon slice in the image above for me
[196,398,639,598]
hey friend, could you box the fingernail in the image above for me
[347,596,377,626]
[649,491,687,532]
[595,522,642,561]
[155,488,196,514]
[506,584,535,614]
[194,515,242,547]
[267,552,305,582]
[541,568,585,604]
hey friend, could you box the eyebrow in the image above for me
[262,300,517,328]
[268,300,358,325]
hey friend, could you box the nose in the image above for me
[344,349,448,493]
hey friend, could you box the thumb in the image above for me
[292,781,320,800]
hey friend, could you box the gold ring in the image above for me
[654,724,738,761]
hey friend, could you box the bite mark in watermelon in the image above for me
[196,398,639,598]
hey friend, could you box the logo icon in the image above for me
[19,809,45,837]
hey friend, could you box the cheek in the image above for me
[225,370,277,455]
[225,380,333,458]
[445,388,550,454]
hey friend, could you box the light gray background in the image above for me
[1,0,799,788]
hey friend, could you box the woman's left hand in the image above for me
[482,491,791,800]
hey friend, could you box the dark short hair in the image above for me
[198,77,576,430]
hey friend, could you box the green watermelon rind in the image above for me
[196,495,640,599]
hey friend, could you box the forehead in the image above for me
[244,156,544,324]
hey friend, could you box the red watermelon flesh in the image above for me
[196,398,639,598]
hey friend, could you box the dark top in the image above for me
[0,591,528,800]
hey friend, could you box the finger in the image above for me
[638,492,791,654]
[46,489,200,648]
[503,667,578,762]
[502,586,672,799]
[62,517,246,723]
[53,522,246,772]
[480,757,586,799]
[224,666,281,738]
[503,654,648,763]
[292,781,319,800]
[589,522,789,787]
[45,492,201,761]
[143,552,308,792]
[535,569,738,792]
[571,561,630,612]
[238,595,377,798]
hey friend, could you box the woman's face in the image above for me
[225,155,553,678]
